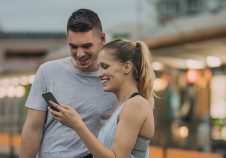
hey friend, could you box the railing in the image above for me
[149,146,224,158]
[0,137,224,158]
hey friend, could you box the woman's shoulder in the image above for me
[127,95,150,109]
[120,96,151,119]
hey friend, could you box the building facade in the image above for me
[155,0,225,23]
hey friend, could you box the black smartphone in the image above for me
[42,92,60,112]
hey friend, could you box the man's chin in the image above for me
[75,61,90,69]
[77,65,89,71]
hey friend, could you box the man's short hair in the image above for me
[67,8,103,35]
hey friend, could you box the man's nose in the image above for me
[77,47,85,57]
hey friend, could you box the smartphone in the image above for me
[42,92,60,112]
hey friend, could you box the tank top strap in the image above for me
[129,92,142,99]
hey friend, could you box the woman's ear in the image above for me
[123,61,133,75]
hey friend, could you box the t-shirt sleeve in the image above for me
[25,65,48,111]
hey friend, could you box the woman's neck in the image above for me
[116,84,138,105]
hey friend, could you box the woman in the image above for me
[49,39,155,158]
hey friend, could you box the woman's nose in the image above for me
[97,68,103,78]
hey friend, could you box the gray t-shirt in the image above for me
[25,57,117,158]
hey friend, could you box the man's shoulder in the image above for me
[40,57,70,69]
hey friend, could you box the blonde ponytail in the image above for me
[135,41,155,106]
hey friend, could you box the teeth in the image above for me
[101,78,109,84]
[102,80,107,83]
[79,59,87,62]
[79,57,89,62]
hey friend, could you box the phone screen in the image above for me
[42,92,60,111]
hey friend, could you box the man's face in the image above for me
[67,30,105,72]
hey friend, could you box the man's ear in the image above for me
[100,33,106,46]
[124,61,133,75]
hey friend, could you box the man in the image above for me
[20,9,116,158]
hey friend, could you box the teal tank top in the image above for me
[98,98,150,158]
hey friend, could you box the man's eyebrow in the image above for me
[69,43,78,47]
[68,43,93,47]
[81,43,93,47]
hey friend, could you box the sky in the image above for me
[0,0,157,33]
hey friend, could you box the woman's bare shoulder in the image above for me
[120,96,151,120]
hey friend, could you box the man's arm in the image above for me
[19,109,46,158]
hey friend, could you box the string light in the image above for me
[0,74,35,98]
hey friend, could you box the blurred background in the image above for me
[0,0,226,158]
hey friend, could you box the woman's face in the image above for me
[97,50,125,92]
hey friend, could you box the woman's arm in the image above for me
[48,102,115,158]
[111,98,152,157]
[48,99,152,158]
